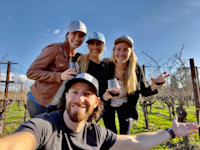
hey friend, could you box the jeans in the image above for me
[26,97,57,118]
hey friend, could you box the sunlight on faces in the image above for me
[113,42,132,64]
[67,31,86,49]
[65,82,100,122]
[88,40,105,58]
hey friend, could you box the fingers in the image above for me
[162,71,170,78]
[174,115,178,121]
[103,89,112,101]
[172,115,178,128]
[186,123,199,130]
[61,69,78,80]
[164,74,170,78]
[188,130,198,135]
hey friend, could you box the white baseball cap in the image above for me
[67,20,87,35]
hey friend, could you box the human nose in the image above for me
[75,93,85,102]
[117,50,123,55]
[94,44,99,48]
[75,34,81,41]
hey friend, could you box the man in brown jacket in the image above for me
[26,20,87,118]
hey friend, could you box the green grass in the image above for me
[0,101,30,137]
[98,101,200,149]
[1,101,200,149]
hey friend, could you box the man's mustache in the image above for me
[71,102,90,109]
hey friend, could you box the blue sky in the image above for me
[0,0,200,82]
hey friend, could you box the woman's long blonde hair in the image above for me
[110,45,138,94]
[77,54,90,73]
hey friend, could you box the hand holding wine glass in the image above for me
[151,68,170,91]
[108,78,121,97]
[60,59,79,80]
[69,61,79,76]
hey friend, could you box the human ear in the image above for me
[66,33,69,39]
[94,97,100,108]
[65,92,68,99]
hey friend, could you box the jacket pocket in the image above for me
[55,57,69,71]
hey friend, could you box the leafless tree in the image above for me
[142,44,194,148]
[139,95,156,129]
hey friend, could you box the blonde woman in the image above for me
[102,35,169,134]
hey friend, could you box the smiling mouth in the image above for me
[73,42,80,46]
[117,56,125,60]
[72,104,87,111]
[92,49,100,53]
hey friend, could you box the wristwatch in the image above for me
[166,128,176,139]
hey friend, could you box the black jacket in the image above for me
[102,58,158,120]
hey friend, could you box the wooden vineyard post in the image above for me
[189,58,200,139]
[0,61,17,134]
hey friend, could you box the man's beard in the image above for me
[66,101,93,122]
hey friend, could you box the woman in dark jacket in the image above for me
[102,35,169,134]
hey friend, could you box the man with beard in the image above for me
[0,73,198,150]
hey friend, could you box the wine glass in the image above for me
[152,68,165,85]
[69,62,80,77]
[108,78,120,97]
[70,62,80,71]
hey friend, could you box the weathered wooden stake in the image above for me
[189,58,200,139]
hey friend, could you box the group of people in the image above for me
[0,20,198,150]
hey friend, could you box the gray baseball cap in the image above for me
[114,35,134,47]
[65,73,99,95]
[67,20,87,35]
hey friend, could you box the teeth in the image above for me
[73,42,79,45]
[118,57,124,60]
[93,49,100,54]
[72,105,86,110]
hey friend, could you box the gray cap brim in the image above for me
[65,73,99,95]
[114,38,133,47]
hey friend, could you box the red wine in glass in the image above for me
[152,68,166,85]
[155,82,164,85]
[108,78,120,97]
[109,91,120,97]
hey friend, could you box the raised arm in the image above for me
[111,116,198,150]
[0,132,36,150]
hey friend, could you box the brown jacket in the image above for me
[27,40,70,107]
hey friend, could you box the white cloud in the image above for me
[14,74,34,84]
[0,73,34,91]
[59,35,65,38]
[40,28,62,37]
[0,72,7,81]
[54,29,60,35]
